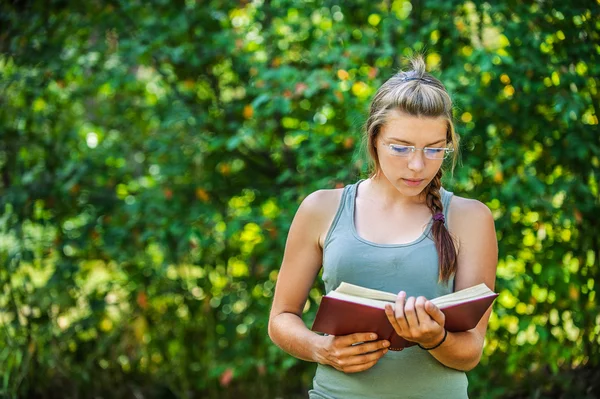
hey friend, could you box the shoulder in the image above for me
[299,188,344,211]
[292,188,344,229]
[447,195,496,245]
[295,188,345,248]
[297,188,344,218]
[447,195,493,223]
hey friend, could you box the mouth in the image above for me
[402,178,425,186]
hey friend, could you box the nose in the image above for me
[407,150,425,172]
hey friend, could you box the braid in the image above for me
[425,169,458,283]
[426,170,444,215]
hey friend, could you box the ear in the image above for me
[371,131,379,148]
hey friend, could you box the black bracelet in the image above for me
[418,329,448,351]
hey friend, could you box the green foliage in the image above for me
[1,0,598,398]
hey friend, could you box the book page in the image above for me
[335,282,397,302]
[327,291,391,309]
[335,282,495,309]
[430,283,494,308]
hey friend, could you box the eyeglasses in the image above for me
[382,142,454,160]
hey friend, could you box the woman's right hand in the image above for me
[315,332,390,373]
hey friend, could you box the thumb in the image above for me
[425,301,445,326]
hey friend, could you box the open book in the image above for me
[311,282,498,351]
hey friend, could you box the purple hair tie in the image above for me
[433,213,445,223]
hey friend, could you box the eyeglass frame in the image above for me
[380,141,455,160]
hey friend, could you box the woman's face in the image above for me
[375,109,448,197]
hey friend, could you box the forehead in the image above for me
[380,109,447,143]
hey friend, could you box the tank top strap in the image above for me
[346,178,363,213]
[440,187,454,228]
[323,181,361,248]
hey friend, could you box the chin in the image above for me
[379,172,431,195]
[393,180,427,196]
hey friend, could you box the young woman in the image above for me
[268,55,498,398]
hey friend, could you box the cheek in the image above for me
[377,156,443,181]
[378,156,403,175]
[423,163,443,182]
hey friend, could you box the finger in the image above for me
[415,296,433,326]
[403,296,419,329]
[347,348,388,366]
[341,332,378,347]
[340,358,381,374]
[333,347,387,373]
[385,304,403,334]
[424,300,446,326]
[393,291,410,330]
[347,339,390,356]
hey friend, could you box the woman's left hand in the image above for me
[384,292,446,348]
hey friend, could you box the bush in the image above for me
[1,1,598,397]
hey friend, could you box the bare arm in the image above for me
[427,198,498,370]
[268,189,390,372]
[268,190,329,362]
[384,197,498,371]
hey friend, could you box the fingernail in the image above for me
[383,349,388,354]
[382,341,390,347]
[371,334,377,339]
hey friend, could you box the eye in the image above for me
[390,145,412,155]
[424,147,445,155]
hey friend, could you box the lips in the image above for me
[402,178,424,187]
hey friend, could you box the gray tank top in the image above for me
[309,180,468,399]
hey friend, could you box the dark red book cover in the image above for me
[311,293,498,351]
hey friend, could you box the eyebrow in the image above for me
[388,137,447,147]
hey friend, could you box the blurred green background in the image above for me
[1,0,599,398]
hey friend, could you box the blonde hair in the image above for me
[363,55,459,283]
